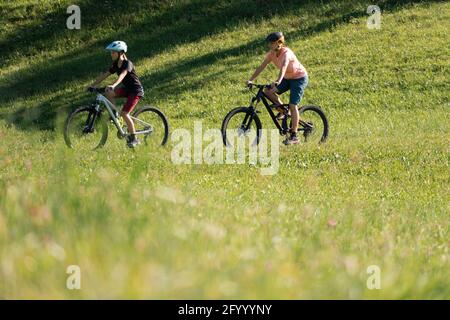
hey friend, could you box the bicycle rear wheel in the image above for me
[132,106,169,147]
[64,106,108,150]
[297,105,329,144]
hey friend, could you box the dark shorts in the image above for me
[276,75,308,106]
[114,87,141,113]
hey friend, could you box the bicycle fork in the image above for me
[83,104,102,133]
[241,107,259,133]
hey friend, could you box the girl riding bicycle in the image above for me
[247,32,308,145]
[88,41,144,148]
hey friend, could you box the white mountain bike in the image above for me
[64,87,169,150]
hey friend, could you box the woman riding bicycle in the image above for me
[247,32,308,145]
[88,41,144,148]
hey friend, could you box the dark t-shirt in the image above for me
[109,59,144,97]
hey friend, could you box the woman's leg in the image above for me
[264,79,289,105]
[289,104,299,133]
[264,87,283,105]
[289,77,308,133]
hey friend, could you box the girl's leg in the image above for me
[121,95,140,137]
[107,87,127,111]
[121,111,136,135]
[105,90,116,106]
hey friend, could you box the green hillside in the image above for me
[0,0,448,298]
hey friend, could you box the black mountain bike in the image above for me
[64,87,169,150]
[221,83,328,146]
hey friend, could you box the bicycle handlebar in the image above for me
[247,83,272,90]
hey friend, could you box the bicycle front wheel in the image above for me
[221,107,262,147]
[132,106,169,147]
[64,106,108,150]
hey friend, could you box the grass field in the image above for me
[0,0,449,299]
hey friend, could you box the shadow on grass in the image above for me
[0,0,317,101]
[0,0,441,131]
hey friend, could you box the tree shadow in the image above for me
[0,0,310,104]
[1,0,175,62]
[0,0,441,131]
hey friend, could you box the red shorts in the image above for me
[114,87,141,113]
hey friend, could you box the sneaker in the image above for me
[126,135,140,148]
[283,133,299,145]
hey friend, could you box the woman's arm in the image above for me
[248,56,271,82]
[275,57,289,85]
[90,71,111,88]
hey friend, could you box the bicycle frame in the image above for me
[248,86,288,135]
[247,86,311,136]
[94,93,153,136]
